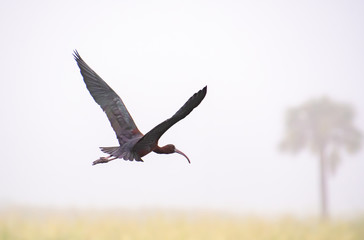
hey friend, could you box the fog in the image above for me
[1,0,363,217]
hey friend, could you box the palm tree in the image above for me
[280,97,361,219]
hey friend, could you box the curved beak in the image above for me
[175,148,191,164]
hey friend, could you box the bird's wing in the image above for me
[133,86,207,150]
[73,50,143,145]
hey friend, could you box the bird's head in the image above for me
[161,144,190,164]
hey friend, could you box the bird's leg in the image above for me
[92,155,117,165]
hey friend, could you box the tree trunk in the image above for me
[319,146,328,219]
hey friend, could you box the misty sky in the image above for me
[1,0,363,217]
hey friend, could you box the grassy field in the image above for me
[0,209,363,240]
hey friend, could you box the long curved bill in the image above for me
[175,148,191,164]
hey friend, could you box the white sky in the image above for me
[0,0,363,217]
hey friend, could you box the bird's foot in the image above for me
[92,157,109,165]
[92,156,116,165]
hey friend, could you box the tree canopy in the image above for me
[280,97,361,174]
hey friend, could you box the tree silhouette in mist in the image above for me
[280,97,362,219]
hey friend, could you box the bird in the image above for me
[73,50,207,165]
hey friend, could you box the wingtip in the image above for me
[200,85,207,96]
[73,49,81,61]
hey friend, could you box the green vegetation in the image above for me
[1,209,363,240]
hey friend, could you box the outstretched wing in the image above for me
[73,50,143,145]
[134,86,207,150]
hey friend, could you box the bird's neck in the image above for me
[153,145,173,154]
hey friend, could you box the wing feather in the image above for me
[73,50,143,145]
[134,86,207,150]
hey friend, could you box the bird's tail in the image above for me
[100,146,120,156]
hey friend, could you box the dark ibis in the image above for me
[73,50,207,165]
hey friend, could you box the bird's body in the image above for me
[73,50,207,165]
